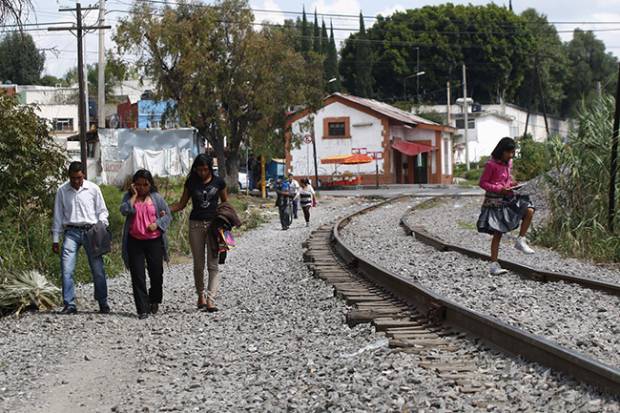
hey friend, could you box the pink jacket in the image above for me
[479,158,516,193]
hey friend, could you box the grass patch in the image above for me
[0,178,272,292]
[457,220,477,231]
[415,197,446,210]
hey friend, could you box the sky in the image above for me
[9,0,620,78]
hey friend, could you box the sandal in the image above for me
[206,297,219,312]
[197,293,207,309]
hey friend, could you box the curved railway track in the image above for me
[304,195,620,395]
[401,198,620,297]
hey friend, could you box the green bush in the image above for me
[464,168,483,181]
[514,134,551,182]
[533,96,620,262]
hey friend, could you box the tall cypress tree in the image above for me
[321,20,329,55]
[313,9,321,53]
[325,20,340,93]
[300,7,310,57]
[354,12,373,97]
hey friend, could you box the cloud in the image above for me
[251,0,286,25]
[376,4,406,18]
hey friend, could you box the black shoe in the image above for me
[99,304,111,314]
[59,306,77,315]
[138,313,148,320]
[150,303,159,315]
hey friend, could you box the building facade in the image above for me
[418,102,571,163]
[286,93,455,186]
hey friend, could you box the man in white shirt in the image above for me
[52,161,110,314]
[287,174,300,220]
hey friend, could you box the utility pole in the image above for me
[608,63,620,232]
[416,47,420,105]
[462,64,470,171]
[534,56,550,137]
[446,81,451,126]
[311,116,319,190]
[50,3,110,180]
[97,0,106,129]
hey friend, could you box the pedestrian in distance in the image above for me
[52,161,111,314]
[299,178,317,227]
[477,137,536,275]
[287,173,300,219]
[275,178,292,230]
[171,154,227,311]
[120,170,171,320]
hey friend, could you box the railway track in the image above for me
[303,196,620,395]
[401,198,620,297]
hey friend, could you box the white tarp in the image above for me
[113,147,193,186]
[98,128,199,184]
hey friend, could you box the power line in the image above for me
[107,0,620,25]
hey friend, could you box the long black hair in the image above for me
[132,169,158,193]
[187,153,215,184]
[491,137,517,161]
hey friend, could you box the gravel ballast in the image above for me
[340,198,620,372]
[0,196,618,412]
[411,196,620,285]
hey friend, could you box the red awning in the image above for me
[392,139,434,156]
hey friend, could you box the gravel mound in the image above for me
[340,198,620,371]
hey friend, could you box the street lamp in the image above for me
[403,71,425,102]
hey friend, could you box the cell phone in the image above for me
[508,184,524,191]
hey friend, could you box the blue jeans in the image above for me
[61,227,108,308]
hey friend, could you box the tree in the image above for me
[61,52,132,100]
[0,95,66,259]
[0,0,30,24]
[562,29,618,116]
[300,6,311,57]
[325,21,340,93]
[320,20,328,55]
[0,32,45,84]
[312,10,321,54]
[354,12,373,97]
[340,4,531,104]
[515,9,568,116]
[115,0,323,187]
[39,75,62,87]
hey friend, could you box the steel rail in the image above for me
[400,197,620,297]
[331,196,620,394]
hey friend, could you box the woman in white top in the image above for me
[298,178,317,227]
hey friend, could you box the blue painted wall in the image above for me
[137,99,178,128]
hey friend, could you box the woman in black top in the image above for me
[171,154,227,311]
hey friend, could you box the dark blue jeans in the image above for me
[60,227,108,309]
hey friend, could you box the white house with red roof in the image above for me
[285,93,455,186]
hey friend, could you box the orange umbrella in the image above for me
[320,155,352,164]
[341,154,373,165]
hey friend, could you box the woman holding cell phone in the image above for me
[120,169,171,319]
[477,137,536,275]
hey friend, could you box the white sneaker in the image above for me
[515,236,535,254]
[489,262,508,275]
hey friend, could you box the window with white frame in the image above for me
[53,118,74,131]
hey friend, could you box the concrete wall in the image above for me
[290,101,385,177]
[418,103,570,142]
[454,115,511,163]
